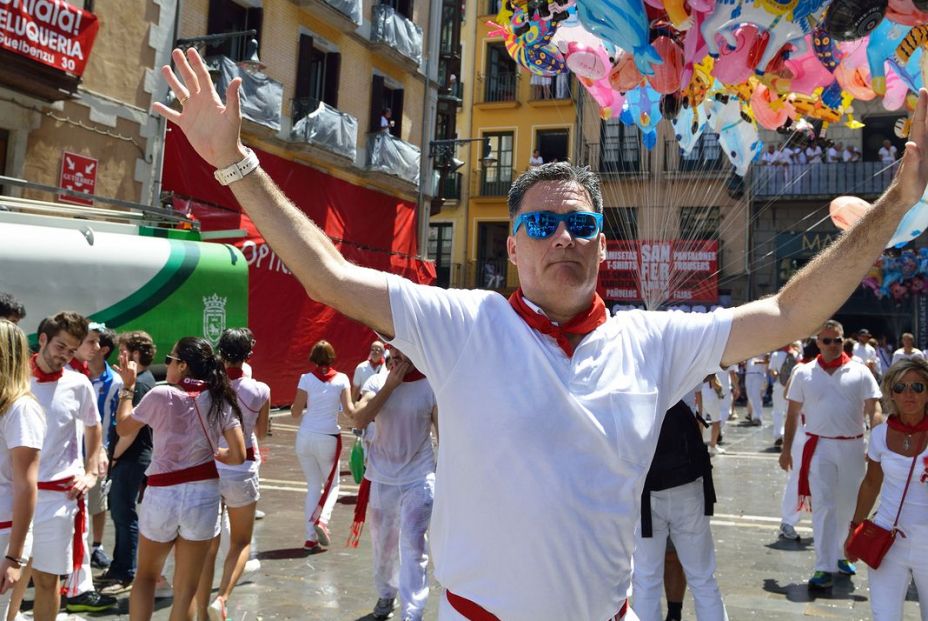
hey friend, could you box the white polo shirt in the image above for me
[0,396,46,524]
[385,274,732,621]
[218,377,271,475]
[296,372,350,436]
[361,374,436,486]
[786,359,881,437]
[353,359,387,393]
[31,369,99,482]
[891,348,925,365]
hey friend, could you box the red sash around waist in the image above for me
[36,476,86,592]
[0,521,11,529]
[147,460,219,487]
[797,432,864,510]
[446,591,628,621]
[246,446,256,461]
[37,476,75,492]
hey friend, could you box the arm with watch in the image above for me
[152,48,394,339]
[0,445,40,594]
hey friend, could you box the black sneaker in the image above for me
[97,570,134,595]
[65,590,118,612]
[91,546,112,569]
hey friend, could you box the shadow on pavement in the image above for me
[257,547,327,560]
[764,538,813,552]
[762,576,867,603]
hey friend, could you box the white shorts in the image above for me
[139,479,221,542]
[220,472,260,508]
[32,490,77,575]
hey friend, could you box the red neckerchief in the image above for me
[69,358,91,377]
[403,369,426,382]
[817,352,851,370]
[31,354,63,383]
[312,366,338,382]
[887,415,928,434]
[179,377,208,395]
[226,367,244,380]
[369,358,385,371]
[508,288,608,357]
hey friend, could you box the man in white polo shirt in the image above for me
[8,312,108,620]
[780,320,881,590]
[353,347,437,621]
[154,48,928,619]
[352,340,388,401]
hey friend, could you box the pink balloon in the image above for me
[712,25,763,86]
[784,35,833,95]
[751,83,794,130]
[648,36,684,94]
[887,0,928,25]
[882,68,910,110]
[829,196,872,230]
[834,40,876,100]
[609,51,645,91]
[565,42,612,80]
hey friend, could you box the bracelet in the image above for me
[4,554,26,567]
[118,389,135,400]
[213,148,259,186]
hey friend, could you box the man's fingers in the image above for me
[172,48,200,95]
[911,89,928,141]
[226,78,242,119]
[161,66,189,103]
[152,102,182,123]
[187,48,214,95]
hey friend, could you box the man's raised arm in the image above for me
[722,90,928,367]
[153,48,394,337]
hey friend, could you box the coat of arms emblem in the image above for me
[203,294,227,345]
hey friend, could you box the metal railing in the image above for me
[528,74,573,101]
[480,72,518,103]
[371,3,423,65]
[291,96,322,125]
[662,138,726,173]
[478,167,515,196]
[470,258,511,290]
[750,161,895,200]
[581,141,650,176]
[440,172,462,201]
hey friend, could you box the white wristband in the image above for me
[213,148,260,186]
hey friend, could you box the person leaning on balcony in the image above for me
[530,150,544,167]
[154,47,928,619]
[826,142,842,163]
[380,108,394,134]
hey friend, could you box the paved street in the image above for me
[25,405,923,620]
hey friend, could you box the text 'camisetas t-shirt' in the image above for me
[217,377,270,475]
[0,396,47,523]
[385,274,732,621]
[131,385,240,476]
[31,369,99,482]
[786,359,881,437]
[296,372,350,436]
[361,373,436,486]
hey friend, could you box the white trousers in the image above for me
[633,479,728,621]
[809,437,865,572]
[745,374,766,423]
[369,475,434,621]
[771,383,787,440]
[295,431,340,542]
[780,425,806,527]
[718,393,732,425]
[868,523,928,620]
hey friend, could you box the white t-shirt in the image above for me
[891,348,925,365]
[31,369,99,482]
[786,360,881,437]
[776,149,794,165]
[761,151,778,165]
[529,155,544,166]
[805,145,823,163]
[843,148,854,162]
[716,367,733,393]
[867,423,928,530]
[0,396,46,523]
[795,148,808,164]
[853,341,881,373]
[700,380,721,419]
[218,377,270,475]
[826,146,839,162]
[132,385,240,476]
[296,372,350,435]
[385,274,732,621]
[879,145,898,164]
[361,374,436,485]
[353,359,387,393]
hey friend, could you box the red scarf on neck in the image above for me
[312,366,338,382]
[226,367,244,380]
[31,354,63,383]
[887,414,928,434]
[69,358,91,377]
[508,289,608,357]
[179,377,207,395]
[817,352,851,370]
[403,369,426,382]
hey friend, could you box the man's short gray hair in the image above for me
[507,162,603,219]
[819,319,844,335]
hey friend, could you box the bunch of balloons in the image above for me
[861,248,928,300]
[492,0,928,177]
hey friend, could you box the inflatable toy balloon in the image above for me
[704,95,761,175]
[711,25,764,85]
[901,248,919,279]
[834,40,877,99]
[881,255,904,296]
[888,191,928,248]
[866,19,913,94]
[824,0,887,41]
[565,42,612,80]
[887,0,928,26]
[621,85,663,148]
[581,76,627,118]
[609,51,645,91]
[861,258,884,296]
[785,34,835,94]
[672,101,708,154]
[576,0,662,75]
[882,68,911,110]
[751,83,795,129]
[649,36,685,94]
[829,195,872,229]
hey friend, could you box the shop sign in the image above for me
[58,151,96,206]
[0,0,100,76]
[599,239,719,303]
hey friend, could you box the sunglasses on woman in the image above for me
[512,211,603,240]
[164,354,181,365]
[892,382,926,394]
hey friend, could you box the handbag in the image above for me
[846,450,919,569]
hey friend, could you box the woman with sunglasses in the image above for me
[291,340,353,552]
[845,358,928,620]
[197,329,270,621]
[0,320,44,618]
[114,337,245,621]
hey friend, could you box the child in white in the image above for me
[744,355,768,425]
[357,353,437,621]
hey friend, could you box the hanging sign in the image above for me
[0,0,100,76]
[58,151,97,206]
[599,239,719,303]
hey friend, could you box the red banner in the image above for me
[58,151,96,206]
[599,239,719,304]
[0,0,100,76]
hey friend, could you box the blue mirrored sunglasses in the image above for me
[512,211,604,240]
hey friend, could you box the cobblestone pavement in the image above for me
[24,405,922,620]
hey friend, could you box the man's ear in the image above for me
[38,332,48,350]
[598,233,606,263]
[507,235,517,266]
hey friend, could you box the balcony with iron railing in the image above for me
[581,142,650,177]
[440,171,462,201]
[290,96,358,161]
[371,3,423,68]
[468,257,515,291]
[289,0,362,27]
[662,139,727,175]
[366,130,421,187]
[528,74,574,103]
[476,168,515,197]
[750,161,895,200]
[478,72,519,104]
[209,55,283,132]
